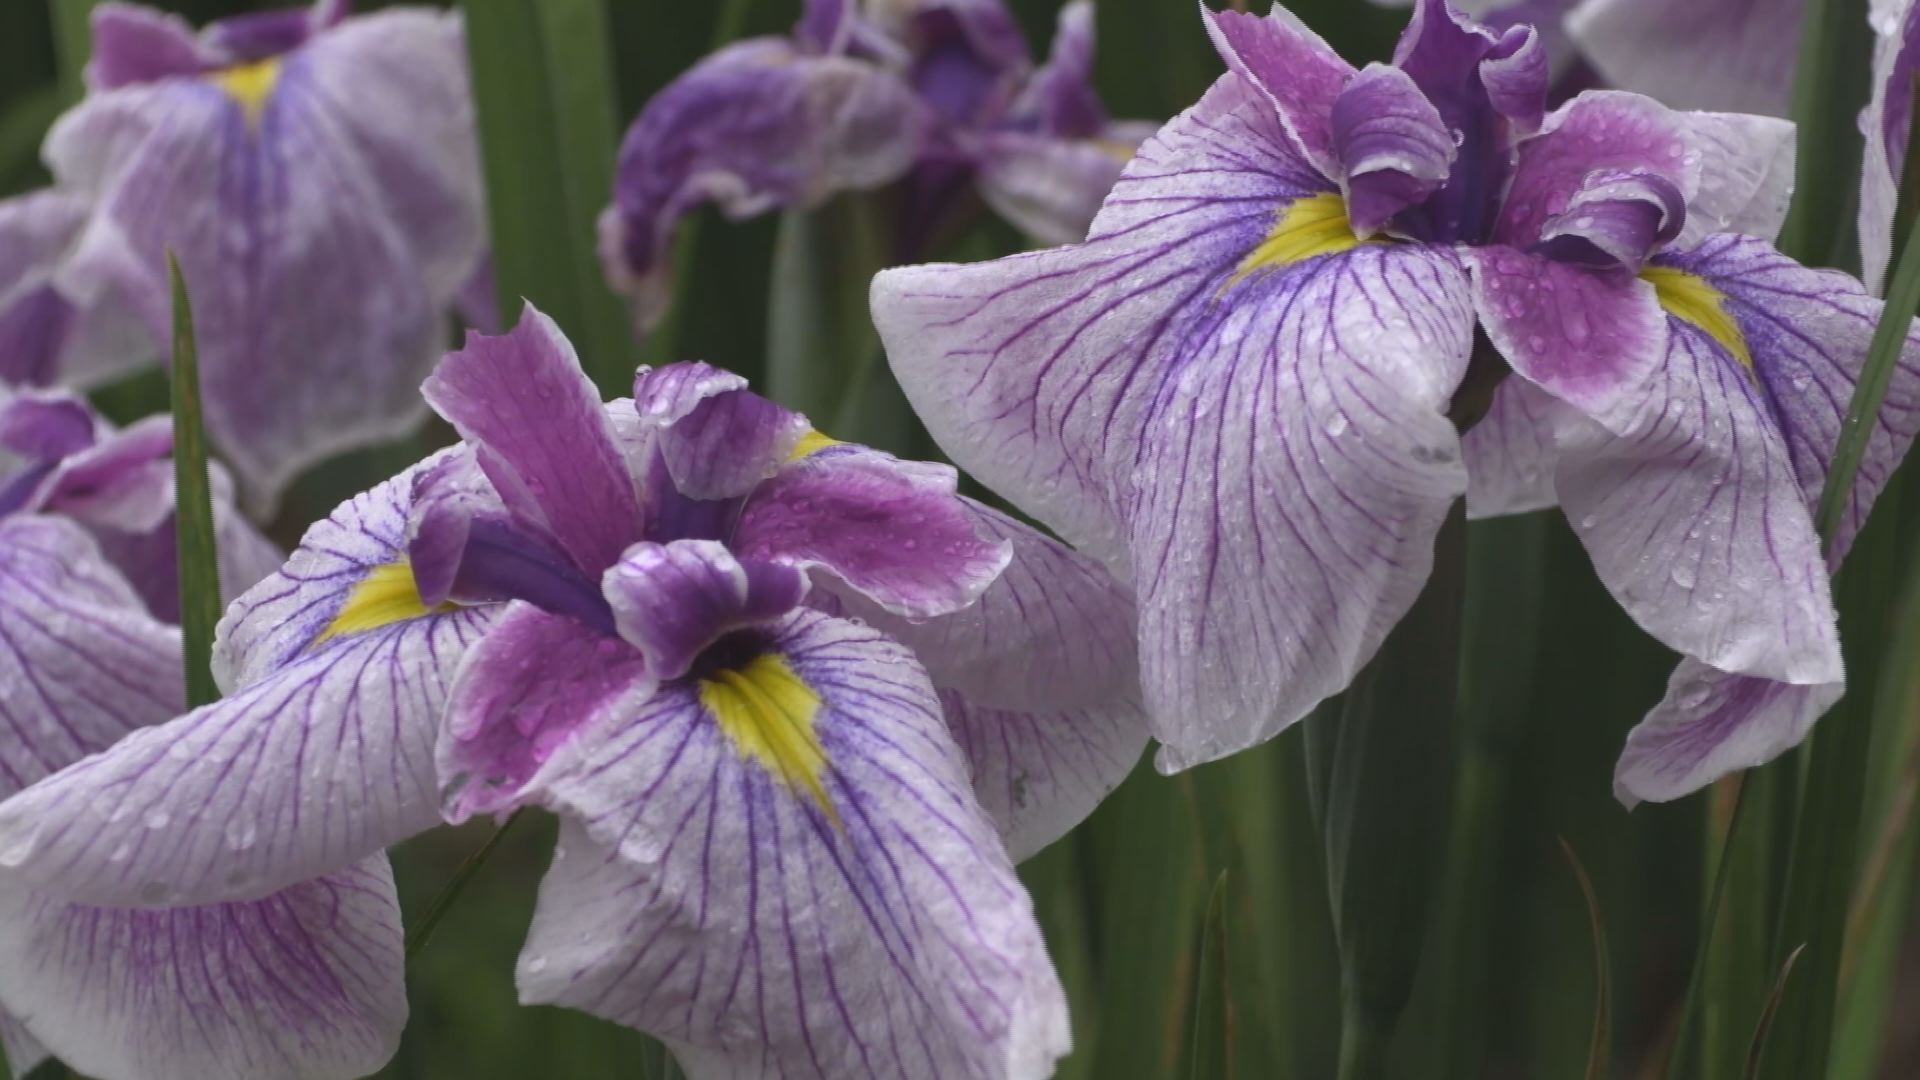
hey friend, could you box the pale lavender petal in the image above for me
[0,190,155,391]
[47,9,479,505]
[437,603,650,822]
[1200,5,1353,174]
[1,1012,46,1078]
[606,540,809,680]
[1494,90,1697,250]
[818,500,1145,858]
[1616,661,1840,804]
[0,515,181,796]
[424,306,644,576]
[873,73,1329,565]
[33,415,175,534]
[733,446,1011,620]
[605,37,929,336]
[516,609,1070,1078]
[632,362,810,500]
[1861,0,1920,294]
[1674,111,1796,247]
[973,132,1133,246]
[1567,0,1803,116]
[0,857,405,1080]
[1331,63,1454,236]
[1462,378,1565,517]
[1466,245,1667,424]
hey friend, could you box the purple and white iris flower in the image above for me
[600,0,1154,336]
[0,395,407,1080]
[0,305,1143,1078]
[871,0,1920,799]
[7,0,485,507]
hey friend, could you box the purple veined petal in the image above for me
[1673,111,1796,247]
[1200,4,1354,176]
[1463,378,1567,517]
[86,4,221,90]
[1466,245,1668,425]
[0,855,405,1080]
[1331,63,1455,237]
[1533,169,1686,272]
[1,1012,46,1078]
[1615,660,1842,805]
[632,362,811,501]
[1861,0,1920,295]
[0,515,182,797]
[0,594,494,905]
[424,305,644,577]
[437,602,652,823]
[606,541,810,681]
[295,8,485,304]
[1128,243,1476,771]
[604,37,929,338]
[1566,0,1804,116]
[515,608,1070,1078]
[732,445,1012,620]
[0,191,89,325]
[972,131,1134,245]
[1493,90,1698,250]
[872,73,1331,567]
[46,17,475,508]
[817,500,1146,858]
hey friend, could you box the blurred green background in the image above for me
[5,1,1920,1078]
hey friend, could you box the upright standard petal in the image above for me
[1861,0,1920,294]
[1567,0,1803,116]
[515,609,1070,1080]
[821,501,1147,859]
[424,306,644,576]
[1200,5,1353,174]
[877,72,1475,769]
[47,7,482,504]
[0,462,495,905]
[0,857,406,1080]
[604,37,929,335]
[632,362,810,500]
[1330,63,1455,236]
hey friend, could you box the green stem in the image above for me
[1336,994,1392,1080]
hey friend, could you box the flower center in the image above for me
[315,562,452,645]
[208,58,282,129]
[1642,266,1752,371]
[698,649,835,816]
[1231,193,1365,286]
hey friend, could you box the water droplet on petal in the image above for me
[144,809,171,830]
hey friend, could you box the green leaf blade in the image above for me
[166,254,221,710]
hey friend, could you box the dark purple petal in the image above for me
[203,0,347,62]
[437,603,651,822]
[632,362,810,500]
[1533,168,1686,271]
[796,0,853,53]
[1331,63,1454,236]
[1200,5,1353,174]
[424,306,644,577]
[1011,0,1105,138]
[1493,91,1695,250]
[1566,0,1803,115]
[604,37,928,336]
[605,540,808,681]
[86,5,217,89]
[515,608,1070,1076]
[0,856,405,1080]
[733,446,1011,619]
[0,391,97,462]
[1467,245,1667,423]
[1480,23,1548,136]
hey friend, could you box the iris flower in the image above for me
[0,394,405,1080]
[2,0,485,506]
[600,0,1154,336]
[0,306,1142,1078]
[872,0,1920,799]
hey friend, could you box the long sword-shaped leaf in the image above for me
[1777,0,1872,270]
[1557,839,1611,1080]
[462,0,632,396]
[1185,871,1233,1080]
[49,0,94,105]
[167,255,220,709]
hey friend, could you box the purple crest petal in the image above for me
[606,540,809,680]
[732,446,1011,620]
[1331,63,1455,236]
[1533,168,1686,271]
[514,608,1071,1077]
[0,857,405,1080]
[0,390,97,462]
[1494,91,1697,250]
[1467,245,1668,423]
[1479,24,1549,136]
[86,4,218,90]
[604,37,929,336]
[817,500,1146,858]
[437,603,651,822]
[1462,378,1565,517]
[1200,5,1354,175]
[1566,0,1803,116]
[424,306,644,577]
[48,7,483,505]
[632,362,811,500]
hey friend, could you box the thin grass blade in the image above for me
[1186,871,1233,1080]
[1557,838,1612,1080]
[166,255,220,709]
[1747,945,1810,1080]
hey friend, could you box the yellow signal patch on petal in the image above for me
[701,653,835,816]
[1231,193,1364,286]
[787,429,843,462]
[1642,265,1753,372]
[314,562,449,646]
[209,58,282,129]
